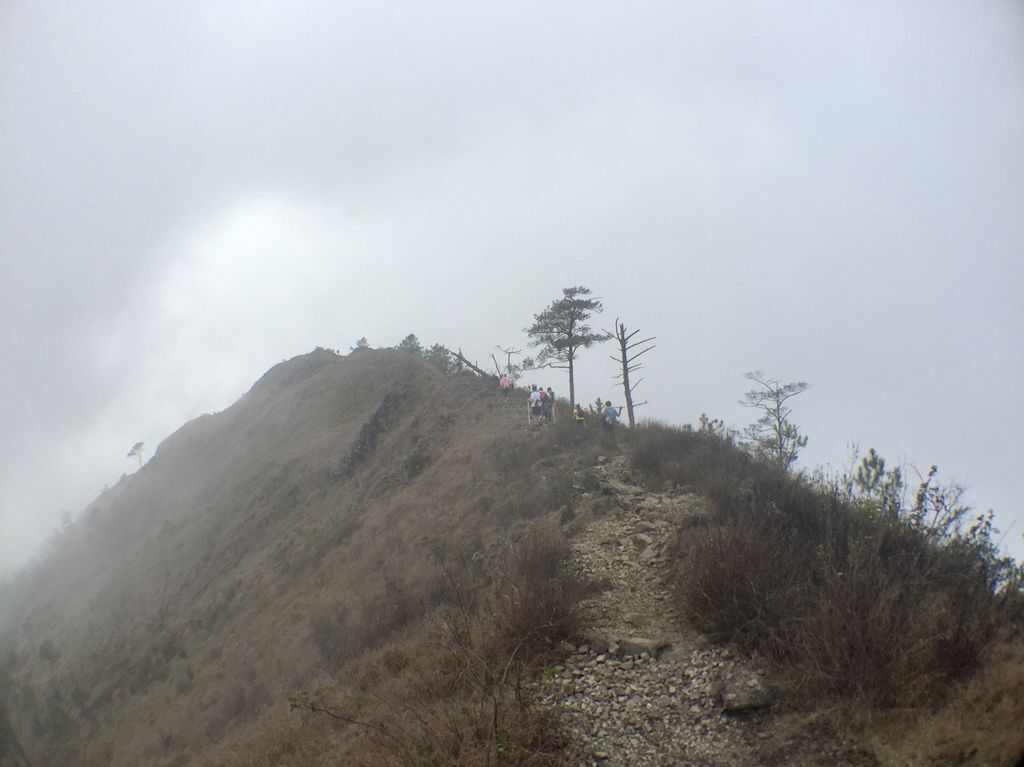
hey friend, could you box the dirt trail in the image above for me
[535,456,873,767]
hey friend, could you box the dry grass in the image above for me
[0,350,588,766]
[219,523,583,767]
[636,420,1020,710]
[866,633,1024,766]
[485,526,586,661]
[368,522,581,766]
[629,418,751,500]
[676,517,808,651]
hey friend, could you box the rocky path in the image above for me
[534,456,872,767]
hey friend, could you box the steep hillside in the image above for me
[1,348,560,766]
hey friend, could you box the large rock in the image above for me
[717,670,775,713]
[581,630,612,654]
[639,495,664,510]
[604,478,646,496]
[614,637,671,658]
[639,545,660,562]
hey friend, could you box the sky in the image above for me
[2,0,1023,573]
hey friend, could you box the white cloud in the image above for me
[3,0,1023,571]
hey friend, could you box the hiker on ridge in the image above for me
[529,385,543,420]
[543,387,555,421]
[602,400,622,431]
[573,404,587,429]
[499,373,512,398]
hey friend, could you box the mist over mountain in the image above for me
[4,0,1023,577]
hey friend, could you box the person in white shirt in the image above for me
[529,386,543,419]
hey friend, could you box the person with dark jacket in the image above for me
[543,387,555,421]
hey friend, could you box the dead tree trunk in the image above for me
[568,356,576,412]
[495,345,523,381]
[610,319,655,428]
[455,349,495,379]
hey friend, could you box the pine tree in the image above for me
[525,286,611,408]
[740,372,809,470]
[423,343,454,373]
[396,334,423,357]
[127,442,145,469]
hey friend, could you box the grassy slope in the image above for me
[5,349,565,767]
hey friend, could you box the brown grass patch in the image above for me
[643,420,1020,709]
[214,522,584,766]
[867,633,1024,766]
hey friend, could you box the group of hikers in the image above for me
[498,373,623,430]
[529,384,557,422]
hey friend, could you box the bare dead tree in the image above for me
[495,345,524,382]
[608,318,655,428]
[454,349,495,379]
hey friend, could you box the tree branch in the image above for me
[627,345,656,361]
[625,336,657,349]
[290,697,417,767]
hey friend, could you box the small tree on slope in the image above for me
[525,286,611,409]
[740,371,809,470]
[127,441,145,469]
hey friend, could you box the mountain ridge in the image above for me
[2,347,1021,766]
[2,348,544,766]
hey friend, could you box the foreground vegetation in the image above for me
[633,420,1022,700]
[282,410,1024,764]
[630,419,1024,762]
[214,522,585,767]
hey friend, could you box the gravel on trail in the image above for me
[532,456,875,767]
